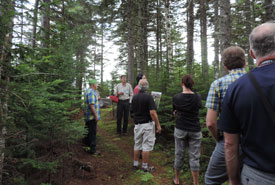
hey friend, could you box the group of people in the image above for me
[84,22,275,185]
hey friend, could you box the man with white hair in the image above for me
[220,22,275,185]
[131,79,162,172]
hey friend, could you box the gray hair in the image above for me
[249,22,275,58]
[138,79,149,92]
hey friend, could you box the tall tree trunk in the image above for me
[143,0,148,74]
[156,0,161,75]
[186,0,194,74]
[213,0,220,79]
[100,19,104,84]
[41,0,51,49]
[60,0,65,44]
[200,0,209,85]
[220,0,231,76]
[127,0,134,85]
[244,0,254,70]
[94,46,96,79]
[263,0,273,22]
[20,0,24,43]
[76,50,84,96]
[31,0,39,48]
[165,0,172,77]
[0,1,15,184]
[137,0,148,74]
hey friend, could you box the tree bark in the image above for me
[263,0,273,22]
[156,0,161,75]
[41,0,51,49]
[200,0,209,85]
[220,0,231,76]
[186,0,194,74]
[165,0,172,77]
[100,18,104,84]
[213,0,220,79]
[0,1,15,184]
[31,0,40,48]
[244,0,254,70]
[137,0,148,74]
[127,0,134,85]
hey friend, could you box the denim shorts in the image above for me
[134,121,155,151]
[174,128,202,171]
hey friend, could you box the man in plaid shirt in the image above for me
[84,79,101,155]
[204,46,246,185]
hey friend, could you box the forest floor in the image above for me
[62,107,194,185]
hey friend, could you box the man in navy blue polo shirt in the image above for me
[220,22,275,185]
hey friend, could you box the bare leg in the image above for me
[134,150,141,161]
[191,170,199,185]
[174,169,180,184]
[142,151,150,164]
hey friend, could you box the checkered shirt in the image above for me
[205,68,246,113]
[85,88,100,121]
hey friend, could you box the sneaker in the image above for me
[142,166,155,172]
[91,151,101,156]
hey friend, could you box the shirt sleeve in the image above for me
[134,86,139,95]
[148,95,156,110]
[206,80,220,111]
[87,89,95,105]
[172,96,176,112]
[219,87,241,133]
[129,84,133,103]
[114,84,119,96]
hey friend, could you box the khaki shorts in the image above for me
[134,121,156,151]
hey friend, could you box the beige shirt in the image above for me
[114,83,133,102]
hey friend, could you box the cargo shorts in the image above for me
[134,121,156,151]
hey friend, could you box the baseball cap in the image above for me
[89,79,97,85]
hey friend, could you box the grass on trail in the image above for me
[97,108,228,185]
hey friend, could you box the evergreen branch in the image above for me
[12,73,59,78]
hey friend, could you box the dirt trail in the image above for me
[64,108,177,185]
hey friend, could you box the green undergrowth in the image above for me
[97,107,221,185]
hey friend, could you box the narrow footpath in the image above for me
[63,108,188,185]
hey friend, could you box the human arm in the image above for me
[114,84,123,97]
[206,109,219,141]
[150,110,161,134]
[224,132,241,185]
[89,104,98,122]
[129,84,133,103]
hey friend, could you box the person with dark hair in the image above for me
[172,74,202,185]
[220,22,275,185]
[131,79,161,172]
[134,73,146,95]
[114,75,133,135]
[84,79,101,155]
[204,46,246,185]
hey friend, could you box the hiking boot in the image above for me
[142,166,155,172]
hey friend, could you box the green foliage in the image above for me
[134,170,154,185]
[21,159,58,173]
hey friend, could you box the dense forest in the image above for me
[0,0,274,184]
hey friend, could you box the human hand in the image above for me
[156,125,162,134]
[118,92,124,96]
